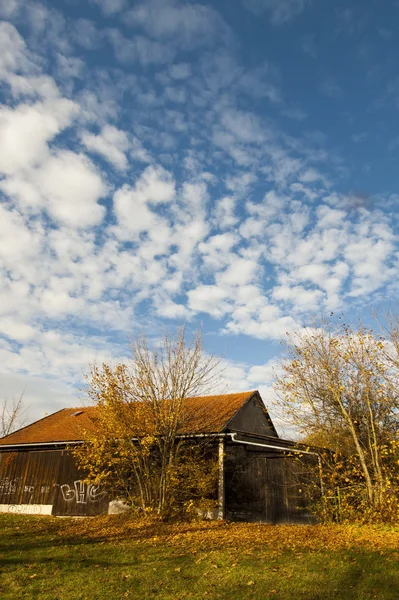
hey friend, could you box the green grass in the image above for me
[1,514,398,599]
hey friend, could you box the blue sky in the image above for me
[1,0,399,434]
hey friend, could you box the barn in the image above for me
[0,390,320,522]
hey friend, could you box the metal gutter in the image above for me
[0,440,84,449]
[229,432,318,456]
[0,433,227,450]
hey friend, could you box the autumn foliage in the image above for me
[276,316,399,523]
[74,328,221,518]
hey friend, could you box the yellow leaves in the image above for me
[35,513,399,561]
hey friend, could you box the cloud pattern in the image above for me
[0,0,398,430]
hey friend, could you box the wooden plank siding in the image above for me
[0,441,319,520]
[224,442,318,523]
[0,449,108,516]
[52,451,108,516]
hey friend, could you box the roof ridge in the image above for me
[54,391,257,411]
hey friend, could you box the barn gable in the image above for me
[222,390,278,437]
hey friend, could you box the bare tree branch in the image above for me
[1,392,26,438]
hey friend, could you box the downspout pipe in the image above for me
[228,432,324,496]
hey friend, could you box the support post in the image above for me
[218,437,225,520]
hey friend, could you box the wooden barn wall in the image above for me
[0,449,108,516]
[224,442,318,523]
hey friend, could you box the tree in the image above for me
[75,327,222,518]
[275,317,399,521]
[1,393,25,438]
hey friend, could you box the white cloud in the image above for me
[106,28,175,66]
[199,232,239,270]
[299,168,327,184]
[153,296,192,319]
[217,258,259,287]
[113,187,161,236]
[32,150,107,227]
[115,164,175,213]
[0,100,77,175]
[316,205,346,228]
[9,326,129,377]
[0,21,32,79]
[0,204,43,270]
[81,124,130,170]
[1,9,399,430]
[169,63,191,80]
[113,165,175,240]
[295,264,329,287]
[72,19,102,50]
[221,108,265,144]
[90,0,126,15]
[273,284,324,311]
[225,310,300,340]
[0,55,108,230]
[212,196,238,229]
[0,0,20,18]
[0,371,78,426]
[180,181,208,216]
[39,287,84,318]
[0,318,36,342]
[187,285,231,318]
[130,137,152,163]
[242,0,312,25]
[346,230,395,297]
[237,62,282,104]
[225,172,257,195]
[125,0,232,50]
[56,54,84,80]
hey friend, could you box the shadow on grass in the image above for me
[288,551,399,600]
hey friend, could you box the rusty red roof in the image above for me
[0,391,257,446]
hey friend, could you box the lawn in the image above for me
[0,514,398,600]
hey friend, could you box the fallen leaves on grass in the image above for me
[58,515,399,556]
[3,513,399,557]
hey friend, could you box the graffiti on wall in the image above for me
[60,480,106,504]
[0,479,53,498]
[7,504,44,514]
[0,477,105,506]
[0,477,20,495]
